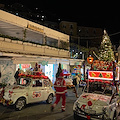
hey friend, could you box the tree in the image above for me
[56,63,62,78]
[99,30,115,61]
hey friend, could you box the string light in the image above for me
[71,31,120,40]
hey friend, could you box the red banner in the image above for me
[88,67,119,80]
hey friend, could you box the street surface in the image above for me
[0,88,82,120]
[1,87,120,120]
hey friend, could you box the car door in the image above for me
[42,79,51,100]
[28,79,44,103]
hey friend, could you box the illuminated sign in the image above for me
[17,64,31,72]
[45,64,53,81]
[88,67,119,80]
[27,24,44,33]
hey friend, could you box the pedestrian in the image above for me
[33,63,38,75]
[14,68,20,83]
[51,63,67,112]
[73,73,80,98]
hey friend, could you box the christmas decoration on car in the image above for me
[88,30,119,80]
[91,60,114,71]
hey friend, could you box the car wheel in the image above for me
[46,94,53,104]
[15,98,26,111]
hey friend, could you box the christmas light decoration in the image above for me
[99,30,115,61]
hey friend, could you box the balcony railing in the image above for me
[0,36,70,58]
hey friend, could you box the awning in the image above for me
[0,52,84,65]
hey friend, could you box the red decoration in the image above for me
[81,104,86,109]
[87,79,112,85]
[88,101,92,106]
[92,60,115,71]
[63,73,71,76]
[9,90,13,94]
[86,115,91,120]
[18,74,48,79]
[82,95,88,98]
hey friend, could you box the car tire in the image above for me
[46,94,53,104]
[15,98,26,111]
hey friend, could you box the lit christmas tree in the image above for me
[56,63,62,78]
[99,30,115,61]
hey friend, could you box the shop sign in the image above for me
[38,61,48,66]
[27,24,44,33]
[88,67,119,80]
[21,64,30,69]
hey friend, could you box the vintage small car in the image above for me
[1,74,55,111]
[73,80,120,120]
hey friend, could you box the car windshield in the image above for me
[17,77,31,86]
[84,82,114,96]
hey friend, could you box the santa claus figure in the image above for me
[51,63,67,112]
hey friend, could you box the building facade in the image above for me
[59,21,77,36]
[0,10,83,84]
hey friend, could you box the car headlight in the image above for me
[75,101,80,107]
[74,101,80,113]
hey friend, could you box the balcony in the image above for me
[0,37,70,58]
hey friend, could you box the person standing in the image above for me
[14,68,20,84]
[51,63,67,112]
[74,73,80,98]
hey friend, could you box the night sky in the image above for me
[1,0,120,45]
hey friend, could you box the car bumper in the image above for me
[0,97,13,106]
[74,111,103,120]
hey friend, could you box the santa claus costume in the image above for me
[51,72,67,112]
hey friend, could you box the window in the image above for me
[94,30,96,35]
[18,78,31,86]
[70,25,73,29]
[46,37,58,48]
[33,80,42,87]
[63,25,66,28]
[43,79,50,87]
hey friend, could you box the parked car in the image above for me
[73,81,120,120]
[1,75,55,111]
[64,74,74,88]
[79,81,86,87]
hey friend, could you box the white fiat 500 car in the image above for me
[2,75,55,110]
[73,81,120,120]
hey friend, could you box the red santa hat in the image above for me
[59,72,64,77]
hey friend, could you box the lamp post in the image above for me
[113,61,116,93]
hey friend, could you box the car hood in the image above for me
[75,93,111,115]
[5,85,26,92]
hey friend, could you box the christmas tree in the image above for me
[99,30,115,61]
[56,63,62,78]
